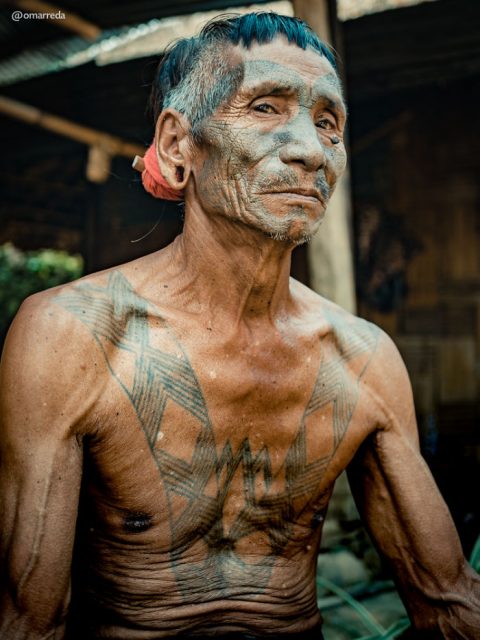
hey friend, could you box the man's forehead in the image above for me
[225,38,342,99]
[241,60,340,94]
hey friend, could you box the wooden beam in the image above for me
[0,95,144,160]
[12,0,101,40]
[292,0,357,314]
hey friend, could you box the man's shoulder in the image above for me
[291,277,382,356]
[0,270,124,437]
[2,256,148,380]
[10,268,110,344]
[16,254,153,339]
[291,278,412,391]
[292,281,414,430]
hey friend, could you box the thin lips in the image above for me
[269,187,322,201]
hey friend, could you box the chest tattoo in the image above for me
[56,271,378,598]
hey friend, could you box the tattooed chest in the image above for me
[86,386,337,602]
[57,272,378,598]
[88,367,336,544]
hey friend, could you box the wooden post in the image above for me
[86,145,112,184]
[293,0,359,535]
[292,0,356,314]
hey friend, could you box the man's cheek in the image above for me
[326,145,347,181]
[197,157,243,211]
[197,158,226,206]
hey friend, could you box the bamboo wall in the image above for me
[350,73,480,550]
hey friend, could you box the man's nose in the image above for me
[278,114,326,172]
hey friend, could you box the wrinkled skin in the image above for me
[190,47,346,243]
[1,38,479,640]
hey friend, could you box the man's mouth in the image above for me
[266,187,323,204]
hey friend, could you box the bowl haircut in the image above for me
[149,12,337,142]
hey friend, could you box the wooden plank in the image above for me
[0,95,144,159]
[292,0,357,313]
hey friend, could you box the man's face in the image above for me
[188,37,347,245]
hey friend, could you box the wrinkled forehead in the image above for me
[218,38,344,111]
[247,61,342,108]
[189,37,345,143]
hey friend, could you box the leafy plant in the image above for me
[317,575,385,635]
[356,618,411,640]
[320,533,480,639]
[318,573,411,639]
[469,533,480,573]
[0,242,83,343]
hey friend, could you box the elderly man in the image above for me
[0,12,479,640]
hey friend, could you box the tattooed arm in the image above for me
[348,331,480,637]
[0,293,95,639]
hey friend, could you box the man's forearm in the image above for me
[402,561,480,637]
[0,597,66,640]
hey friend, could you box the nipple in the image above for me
[123,512,153,533]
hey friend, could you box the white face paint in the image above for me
[189,38,347,245]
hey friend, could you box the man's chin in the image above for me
[262,212,325,246]
[266,228,314,246]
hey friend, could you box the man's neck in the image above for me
[167,207,295,327]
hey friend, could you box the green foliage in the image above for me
[318,573,411,639]
[0,243,83,341]
[470,533,480,573]
[317,575,385,635]
[321,532,480,640]
[356,618,411,640]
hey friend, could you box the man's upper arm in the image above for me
[0,293,92,638]
[348,329,480,635]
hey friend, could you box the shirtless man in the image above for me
[1,12,479,640]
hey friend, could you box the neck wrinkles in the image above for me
[173,204,294,326]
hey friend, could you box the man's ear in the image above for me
[156,109,192,190]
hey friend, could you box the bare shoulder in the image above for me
[3,268,109,364]
[290,277,381,358]
[7,253,152,350]
[291,278,414,428]
[0,267,126,439]
[2,250,163,387]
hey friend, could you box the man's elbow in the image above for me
[0,589,68,640]
[409,564,480,637]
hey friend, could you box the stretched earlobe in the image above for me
[155,109,192,191]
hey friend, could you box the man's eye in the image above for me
[253,103,277,114]
[316,118,334,130]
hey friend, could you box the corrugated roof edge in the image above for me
[0,1,292,87]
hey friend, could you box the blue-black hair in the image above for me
[149,12,337,134]
[200,12,335,66]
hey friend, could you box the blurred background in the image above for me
[0,0,479,637]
